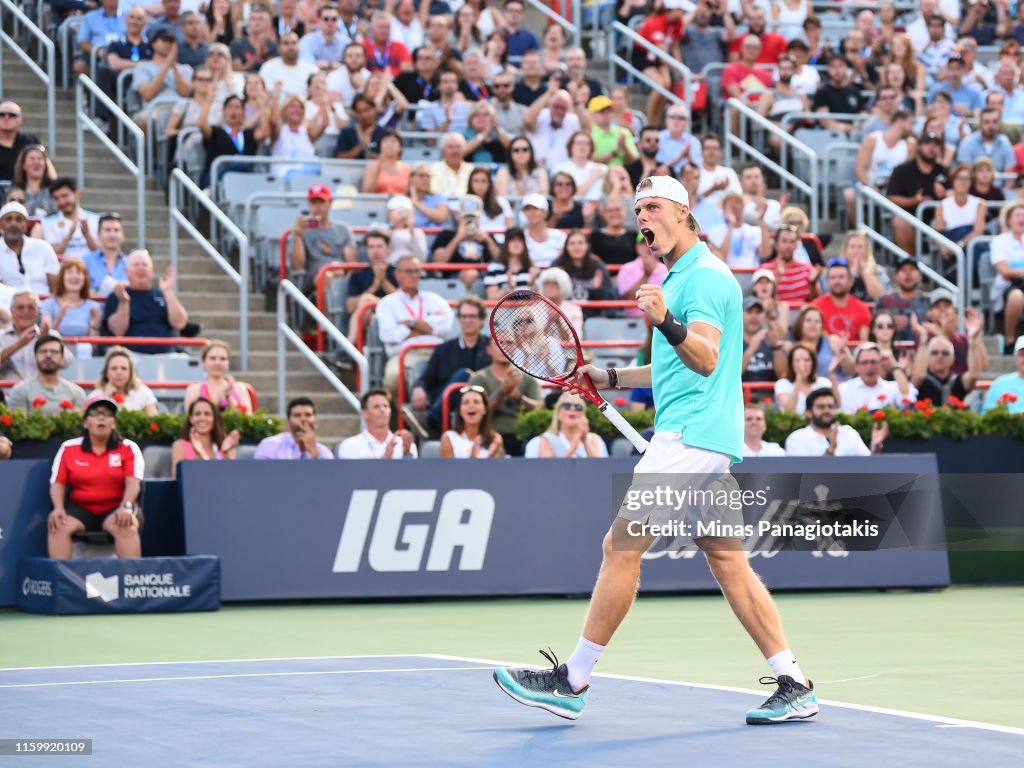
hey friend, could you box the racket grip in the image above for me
[599,402,650,454]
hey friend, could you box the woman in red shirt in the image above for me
[47,396,144,559]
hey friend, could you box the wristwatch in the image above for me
[121,501,137,514]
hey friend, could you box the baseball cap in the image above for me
[634,176,701,232]
[1014,335,1024,355]
[387,195,414,211]
[307,183,332,202]
[588,95,613,113]
[896,257,921,271]
[522,192,549,211]
[83,395,119,416]
[0,201,28,219]
[752,268,776,285]
[743,296,765,311]
[920,131,943,144]
[928,288,956,306]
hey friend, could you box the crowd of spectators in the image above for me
[5,0,1024,475]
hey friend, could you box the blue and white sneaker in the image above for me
[745,675,819,724]
[493,649,590,720]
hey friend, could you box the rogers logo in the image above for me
[22,577,52,597]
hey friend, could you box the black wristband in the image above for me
[607,367,619,388]
[655,310,688,347]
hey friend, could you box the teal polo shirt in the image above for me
[651,241,744,462]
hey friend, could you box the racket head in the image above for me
[489,289,602,405]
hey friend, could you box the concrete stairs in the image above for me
[2,61,360,443]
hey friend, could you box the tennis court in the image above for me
[2,586,1021,765]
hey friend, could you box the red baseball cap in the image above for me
[307,184,332,202]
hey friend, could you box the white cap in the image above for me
[387,195,414,211]
[0,201,28,219]
[1015,335,1024,355]
[662,0,688,9]
[521,192,549,211]
[752,268,776,285]
[634,176,700,232]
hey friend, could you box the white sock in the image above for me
[767,649,807,687]
[565,636,605,693]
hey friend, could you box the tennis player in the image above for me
[494,176,818,724]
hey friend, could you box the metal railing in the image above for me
[524,0,581,47]
[277,279,367,421]
[0,0,56,152]
[169,168,250,368]
[608,21,691,110]
[75,76,146,247]
[723,98,819,232]
[855,183,965,328]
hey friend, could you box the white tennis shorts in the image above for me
[632,431,731,476]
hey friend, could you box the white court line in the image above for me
[424,654,1024,737]
[815,674,881,684]
[0,654,428,673]
[0,666,491,690]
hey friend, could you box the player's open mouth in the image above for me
[640,228,655,246]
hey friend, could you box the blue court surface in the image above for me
[1,654,1020,766]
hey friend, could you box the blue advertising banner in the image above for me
[179,455,949,602]
[16,556,220,615]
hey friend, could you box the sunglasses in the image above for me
[560,402,585,412]
[827,257,849,267]
[511,146,531,153]
[874,322,894,329]
[0,112,20,118]
[459,385,487,395]
[929,350,953,357]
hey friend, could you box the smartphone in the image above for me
[305,217,320,229]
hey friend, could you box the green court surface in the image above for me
[3,585,1021,729]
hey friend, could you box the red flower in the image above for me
[901,397,914,406]
[946,396,967,410]
[31,397,47,409]
[112,393,125,404]
[0,414,12,427]
[921,407,934,417]
[613,397,626,407]
[762,397,773,406]
[1008,394,1020,404]
[149,422,159,432]
[872,410,886,420]
[58,400,73,410]
[237,404,248,414]
[857,405,869,413]
[876,394,887,402]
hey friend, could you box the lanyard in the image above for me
[341,16,358,42]
[370,41,391,70]
[365,432,392,458]
[417,77,432,100]
[466,81,489,100]
[403,296,423,320]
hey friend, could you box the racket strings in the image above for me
[490,292,579,381]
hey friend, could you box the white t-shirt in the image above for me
[337,430,418,459]
[442,430,496,458]
[552,160,608,201]
[525,227,567,268]
[325,67,372,108]
[528,110,581,168]
[742,440,786,457]
[707,223,762,269]
[88,385,157,413]
[773,376,831,414]
[39,209,101,261]
[838,376,914,414]
[696,164,742,208]
[989,230,1024,312]
[784,424,871,456]
[0,236,60,296]
[259,58,320,98]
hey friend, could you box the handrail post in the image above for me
[46,36,55,153]
[169,172,179,277]
[75,80,84,186]
[277,282,286,413]
[810,162,819,234]
[239,235,249,369]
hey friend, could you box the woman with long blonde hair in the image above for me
[839,229,888,301]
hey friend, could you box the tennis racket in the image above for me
[489,290,650,454]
